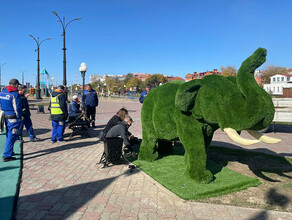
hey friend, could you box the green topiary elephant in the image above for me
[138,48,281,183]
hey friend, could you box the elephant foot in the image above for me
[185,168,213,184]
[138,140,158,162]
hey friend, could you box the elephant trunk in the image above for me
[236,48,267,99]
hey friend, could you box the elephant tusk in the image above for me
[224,128,260,146]
[247,130,281,144]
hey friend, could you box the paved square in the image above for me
[15,99,292,219]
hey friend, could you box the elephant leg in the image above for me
[203,124,217,153]
[176,117,213,183]
[138,122,158,161]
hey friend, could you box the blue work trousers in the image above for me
[51,120,65,142]
[19,117,36,140]
[3,119,21,158]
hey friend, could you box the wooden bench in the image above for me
[29,103,36,110]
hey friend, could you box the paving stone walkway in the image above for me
[15,99,292,219]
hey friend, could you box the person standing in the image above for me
[139,84,151,103]
[0,79,22,162]
[18,85,39,142]
[49,85,68,143]
[82,84,98,128]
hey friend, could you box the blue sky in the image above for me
[0,0,291,86]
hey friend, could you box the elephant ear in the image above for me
[175,80,202,112]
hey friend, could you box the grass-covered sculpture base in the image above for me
[132,148,261,200]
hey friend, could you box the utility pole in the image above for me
[18,70,28,85]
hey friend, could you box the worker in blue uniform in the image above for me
[17,85,39,142]
[139,84,151,103]
[0,79,22,162]
[69,95,82,117]
[48,85,68,143]
[82,84,98,128]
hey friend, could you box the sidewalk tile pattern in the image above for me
[15,99,292,219]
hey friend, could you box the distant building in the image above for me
[90,72,184,83]
[89,74,103,83]
[131,72,151,81]
[24,82,31,88]
[185,69,221,81]
[263,74,292,95]
[166,76,184,81]
[254,70,267,85]
[104,74,126,81]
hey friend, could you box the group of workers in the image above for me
[0,79,38,162]
[0,79,150,162]
[0,80,99,161]
[48,84,98,143]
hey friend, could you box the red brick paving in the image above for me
[14,98,292,219]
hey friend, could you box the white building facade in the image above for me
[89,74,104,83]
[263,74,292,95]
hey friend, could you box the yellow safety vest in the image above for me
[50,94,63,115]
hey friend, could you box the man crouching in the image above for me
[106,115,137,158]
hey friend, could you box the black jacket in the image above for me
[103,115,132,137]
[20,94,31,118]
[69,101,82,117]
[49,91,68,121]
[106,121,133,151]
[103,115,122,135]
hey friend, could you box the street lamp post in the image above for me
[52,11,81,88]
[0,63,7,91]
[18,70,28,85]
[29,35,52,99]
[79,62,87,95]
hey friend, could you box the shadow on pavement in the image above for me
[23,141,99,160]
[249,188,290,220]
[266,188,290,207]
[208,143,292,182]
[15,177,117,219]
[211,141,292,158]
[15,168,141,219]
[0,166,19,172]
[22,128,51,137]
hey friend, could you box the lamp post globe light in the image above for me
[52,11,81,89]
[0,63,7,91]
[79,62,87,94]
[29,35,52,99]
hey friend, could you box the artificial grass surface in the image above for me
[0,132,22,220]
[132,146,261,200]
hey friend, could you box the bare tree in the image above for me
[261,65,288,83]
[220,66,237,77]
